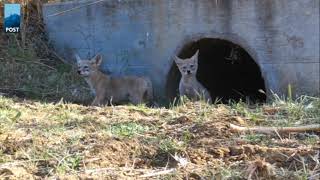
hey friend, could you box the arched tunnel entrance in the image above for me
[166,38,266,103]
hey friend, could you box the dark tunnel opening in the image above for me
[166,38,267,103]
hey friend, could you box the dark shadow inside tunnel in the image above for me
[166,38,266,103]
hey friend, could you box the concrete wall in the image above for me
[43,0,320,100]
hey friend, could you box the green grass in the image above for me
[56,154,82,174]
[241,134,272,145]
[217,167,243,180]
[181,130,193,144]
[108,122,151,138]
[230,95,320,127]
[303,136,319,146]
[158,138,185,154]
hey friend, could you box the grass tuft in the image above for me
[108,122,151,138]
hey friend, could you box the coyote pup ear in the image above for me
[75,53,82,63]
[174,56,184,66]
[92,54,102,66]
[191,50,199,62]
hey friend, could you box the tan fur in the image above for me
[76,54,153,106]
[175,50,212,103]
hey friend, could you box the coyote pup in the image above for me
[76,54,153,106]
[174,50,212,103]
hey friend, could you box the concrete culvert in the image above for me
[166,38,267,103]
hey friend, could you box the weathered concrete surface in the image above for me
[43,0,320,100]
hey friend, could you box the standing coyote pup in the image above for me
[76,54,153,106]
[175,50,212,103]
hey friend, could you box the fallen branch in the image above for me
[230,123,320,135]
[139,168,176,178]
[0,159,49,169]
[85,167,175,178]
[85,167,148,174]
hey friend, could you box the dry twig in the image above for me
[139,168,176,178]
[230,123,320,135]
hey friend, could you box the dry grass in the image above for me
[0,96,319,179]
[0,32,92,103]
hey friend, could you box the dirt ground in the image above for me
[0,96,319,179]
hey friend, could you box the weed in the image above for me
[0,149,11,164]
[159,138,185,154]
[215,165,244,179]
[303,136,319,146]
[56,154,82,174]
[271,95,320,126]
[127,103,152,115]
[161,174,179,179]
[231,100,264,123]
[242,134,268,144]
[108,122,150,138]
[0,107,22,125]
[169,96,190,109]
[181,130,193,144]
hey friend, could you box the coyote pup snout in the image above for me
[175,50,212,103]
[76,54,153,106]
